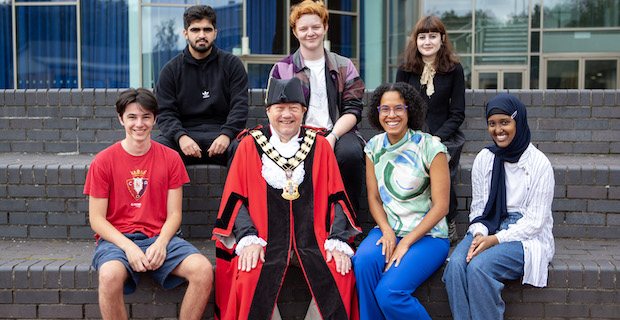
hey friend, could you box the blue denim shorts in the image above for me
[92,233,200,294]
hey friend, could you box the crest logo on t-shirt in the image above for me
[127,169,148,200]
[202,90,210,99]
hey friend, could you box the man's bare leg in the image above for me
[98,260,129,320]
[171,253,214,320]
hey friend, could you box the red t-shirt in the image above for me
[84,141,190,240]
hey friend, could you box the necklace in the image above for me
[251,129,316,200]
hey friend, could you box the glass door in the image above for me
[478,72,498,89]
[474,68,526,89]
[585,59,617,89]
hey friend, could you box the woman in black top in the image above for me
[396,15,465,245]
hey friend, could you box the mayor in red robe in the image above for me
[212,77,361,320]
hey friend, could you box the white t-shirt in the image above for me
[505,161,526,212]
[304,57,332,130]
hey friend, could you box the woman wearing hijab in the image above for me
[395,16,466,245]
[442,94,555,320]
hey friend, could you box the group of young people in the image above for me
[84,1,555,319]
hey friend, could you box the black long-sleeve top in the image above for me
[395,63,465,141]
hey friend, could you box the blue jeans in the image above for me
[353,228,449,320]
[442,212,525,320]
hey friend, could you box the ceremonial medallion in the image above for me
[281,169,300,200]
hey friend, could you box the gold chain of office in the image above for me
[250,129,316,200]
[250,129,316,171]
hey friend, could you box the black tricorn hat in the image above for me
[265,77,307,108]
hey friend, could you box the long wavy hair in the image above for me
[400,15,459,74]
[367,82,426,132]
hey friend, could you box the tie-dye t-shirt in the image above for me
[364,129,449,238]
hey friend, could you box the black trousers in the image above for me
[442,129,465,222]
[153,130,238,167]
[333,132,366,225]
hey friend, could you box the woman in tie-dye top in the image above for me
[352,82,450,320]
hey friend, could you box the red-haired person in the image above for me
[270,0,366,221]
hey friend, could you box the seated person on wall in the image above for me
[212,77,362,320]
[84,88,213,320]
[352,82,451,320]
[442,94,555,320]
[395,15,466,246]
[154,5,249,166]
[269,0,366,218]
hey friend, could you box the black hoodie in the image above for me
[155,45,249,143]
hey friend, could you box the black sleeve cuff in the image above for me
[232,203,258,241]
[328,202,349,242]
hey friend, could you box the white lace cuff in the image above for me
[324,239,354,258]
[235,235,267,256]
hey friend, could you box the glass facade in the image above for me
[543,0,619,28]
[16,5,78,88]
[141,5,187,88]
[0,0,618,90]
[1,1,13,89]
[82,0,130,88]
[547,60,579,89]
[388,0,620,90]
[585,60,617,89]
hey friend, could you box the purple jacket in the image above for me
[270,49,365,127]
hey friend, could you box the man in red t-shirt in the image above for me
[84,88,212,320]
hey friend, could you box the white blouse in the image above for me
[468,144,555,287]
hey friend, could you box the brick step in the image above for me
[0,238,618,319]
[1,153,619,241]
[2,89,620,156]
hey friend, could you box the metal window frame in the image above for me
[542,54,620,89]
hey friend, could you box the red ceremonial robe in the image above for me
[212,127,361,320]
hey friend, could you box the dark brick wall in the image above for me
[1,88,620,238]
[0,163,225,240]
[1,240,619,320]
[1,89,619,155]
[1,88,620,319]
[1,160,619,241]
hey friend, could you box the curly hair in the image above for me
[366,82,426,132]
[400,15,459,74]
[289,0,329,30]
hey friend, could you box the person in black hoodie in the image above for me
[154,5,248,166]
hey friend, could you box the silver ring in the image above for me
[193,146,198,149]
